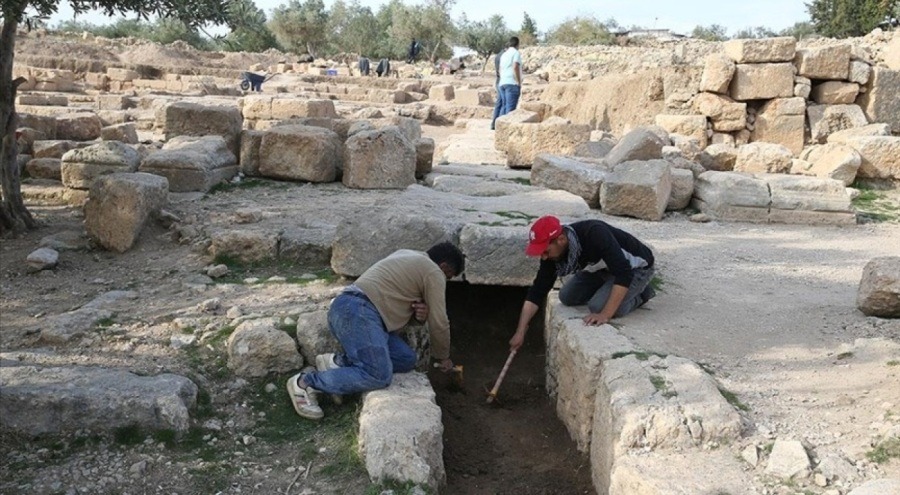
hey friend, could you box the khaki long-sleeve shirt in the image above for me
[354,249,451,360]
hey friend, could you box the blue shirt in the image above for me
[498,47,522,87]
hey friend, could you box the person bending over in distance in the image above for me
[288,242,465,420]
[509,216,656,352]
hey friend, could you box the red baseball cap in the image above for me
[525,215,563,257]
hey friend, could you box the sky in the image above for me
[47,0,811,37]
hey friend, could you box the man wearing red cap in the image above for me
[510,216,655,351]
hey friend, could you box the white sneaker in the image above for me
[287,371,323,420]
[315,353,344,405]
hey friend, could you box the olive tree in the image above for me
[0,0,228,234]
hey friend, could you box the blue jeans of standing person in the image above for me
[490,84,505,130]
[303,291,417,395]
[499,84,521,117]
[558,266,655,317]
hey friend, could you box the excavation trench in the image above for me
[428,283,595,495]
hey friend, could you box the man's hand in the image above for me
[411,300,429,323]
[582,312,611,326]
[434,358,454,372]
[509,329,526,352]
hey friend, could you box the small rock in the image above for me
[129,460,147,476]
[226,306,243,319]
[198,298,220,312]
[265,383,277,393]
[300,273,318,279]
[203,419,223,431]
[283,317,296,327]
[690,213,712,223]
[234,208,263,224]
[242,435,256,445]
[267,276,286,283]
[814,473,828,487]
[742,444,759,467]
[26,248,59,272]
[206,264,230,278]
[765,439,811,479]
[244,277,260,284]
[170,333,196,349]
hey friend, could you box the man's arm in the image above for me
[509,300,539,351]
[514,61,522,86]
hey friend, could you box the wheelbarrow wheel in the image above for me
[240,80,250,91]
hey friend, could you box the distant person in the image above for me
[509,216,656,352]
[287,242,464,420]
[358,56,370,76]
[497,36,522,119]
[490,49,505,130]
[375,58,390,77]
[407,38,422,64]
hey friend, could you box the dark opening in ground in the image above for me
[428,283,595,495]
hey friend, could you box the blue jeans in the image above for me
[558,267,655,317]
[499,84,520,117]
[303,292,417,395]
[490,85,505,130]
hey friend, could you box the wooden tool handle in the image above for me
[486,350,517,403]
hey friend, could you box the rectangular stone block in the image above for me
[857,67,900,134]
[724,37,796,63]
[458,225,538,286]
[532,154,609,208]
[454,88,493,107]
[599,160,672,221]
[795,45,851,80]
[730,63,795,101]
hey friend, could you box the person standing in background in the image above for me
[496,36,522,119]
[490,48,505,130]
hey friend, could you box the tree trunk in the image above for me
[0,16,36,235]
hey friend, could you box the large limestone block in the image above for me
[807,104,869,144]
[106,67,139,81]
[692,92,746,132]
[505,118,592,168]
[734,142,793,173]
[271,98,337,120]
[494,109,541,152]
[0,363,197,437]
[371,116,423,144]
[729,63,795,101]
[544,300,635,452]
[724,37,796,63]
[279,227,334,267]
[849,60,872,85]
[209,228,278,263]
[605,127,668,166]
[343,127,416,189]
[295,310,342,365]
[100,122,138,144]
[752,97,806,156]
[811,81,859,105]
[429,84,454,101]
[592,354,743,494]
[699,144,738,171]
[857,257,900,318]
[61,141,141,189]
[795,45,851,80]
[797,143,861,185]
[599,160,672,221]
[884,33,900,70]
[826,124,891,143]
[359,373,445,492]
[156,101,243,156]
[763,174,852,213]
[607,452,753,495]
[693,171,771,222]
[415,137,435,179]
[532,154,610,208]
[55,112,102,141]
[19,113,57,139]
[699,53,735,93]
[25,158,61,180]
[454,88,493,106]
[458,225,539,286]
[654,115,707,149]
[227,319,303,377]
[830,136,900,180]
[331,212,461,277]
[258,125,340,182]
[84,173,168,253]
[139,135,238,192]
[35,140,87,159]
[241,94,273,120]
[667,167,694,211]
[239,129,265,176]
[857,67,900,134]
